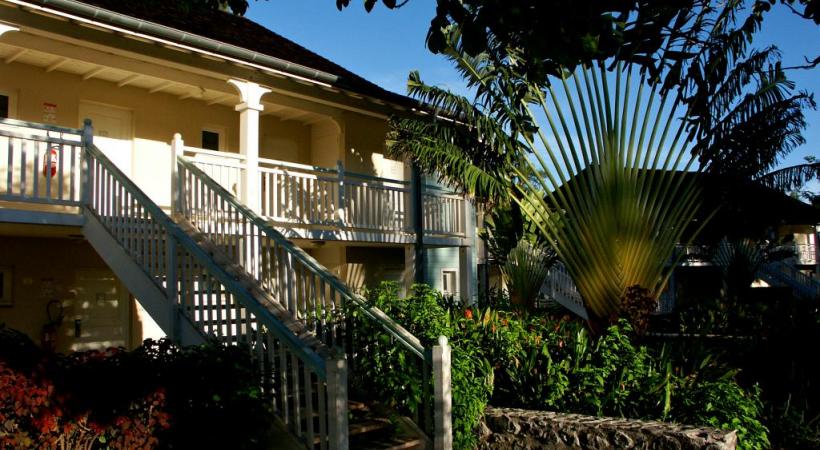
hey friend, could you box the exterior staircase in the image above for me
[0,118,450,449]
[759,260,820,300]
[539,262,589,320]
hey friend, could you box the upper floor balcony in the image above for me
[672,242,818,267]
[180,142,471,246]
[0,117,472,247]
[0,6,474,249]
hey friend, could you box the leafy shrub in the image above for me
[656,291,820,449]
[133,339,275,450]
[349,283,493,450]
[0,327,274,449]
[620,284,657,335]
[764,396,820,449]
[674,381,769,450]
[0,357,168,449]
[469,309,769,449]
[352,284,769,450]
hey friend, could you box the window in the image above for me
[0,95,8,119]
[0,267,12,307]
[442,269,458,296]
[201,129,220,151]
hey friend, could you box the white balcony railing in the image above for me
[0,119,84,207]
[794,243,817,265]
[183,146,245,198]
[423,187,468,237]
[183,146,468,239]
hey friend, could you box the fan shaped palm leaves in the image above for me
[513,63,709,322]
[502,240,556,310]
[388,4,814,325]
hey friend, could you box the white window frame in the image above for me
[441,268,458,296]
[201,125,227,151]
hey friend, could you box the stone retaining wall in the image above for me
[479,407,737,450]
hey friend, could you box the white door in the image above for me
[79,102,133,176]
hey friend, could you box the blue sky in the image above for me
[247,1,819,170]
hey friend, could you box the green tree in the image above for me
[755,156,820,202]
[337,1,819,83]
[388,1,813,327]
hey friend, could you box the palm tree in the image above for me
[389,41,706,324]
[388,2,814,327]
[502,239,556,310]
[512,63,708,324]
[755,158,820,201]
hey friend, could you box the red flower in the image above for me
[464,308,473,320]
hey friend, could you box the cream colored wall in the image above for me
[342,112,405,180]
[0,62,406,208]
[260,115,311,164]
[310,119,343,168]
[344,246,405,293]
[0,63,239,207]
[0,236,142,352]
[309,246,345,279]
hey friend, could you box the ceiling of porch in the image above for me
[0,41,331,125]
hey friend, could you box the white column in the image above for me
[170,133,184,213]
[433,336,453,450]
[815,225,820,275]
[228,79,271,213]
[459,199,477,303]
[327,353,350,450]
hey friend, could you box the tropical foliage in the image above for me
[388,0,815,325]
[347,283,494,450]
[353,283,770,450]
[512,62,708,324]
[338,0,819,85]
[501,239,555,309]
[755,156,820,200]
[0,328,276,450]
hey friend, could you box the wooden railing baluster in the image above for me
[177,155,452,448]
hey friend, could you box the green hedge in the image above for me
[348,283,493,450]
[350,283,769,450]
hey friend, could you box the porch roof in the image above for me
[25,0,417,110]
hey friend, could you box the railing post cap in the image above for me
[437,335,449,347]
[173,132,183,140]
[83,118,92,127]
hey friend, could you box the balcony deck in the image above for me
[0,118,86,226]
[183,145,472,246]
[1,119,472,247]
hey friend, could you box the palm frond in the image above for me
[755,162,820,193]
[515,63,707,321]
[502,240,556,309]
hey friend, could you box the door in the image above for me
[61,268,129,352]
[79,102,133,176]
[0,88,17,119]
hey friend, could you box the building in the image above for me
[0,1,464,446]
[0,0,477,352]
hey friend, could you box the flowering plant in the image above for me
[0,359,170,449]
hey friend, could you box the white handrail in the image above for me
[79,124,344,450]
[540,262,589,320]
[178,156,451,445]
[185,146,246,161]
[182,144,467,238]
